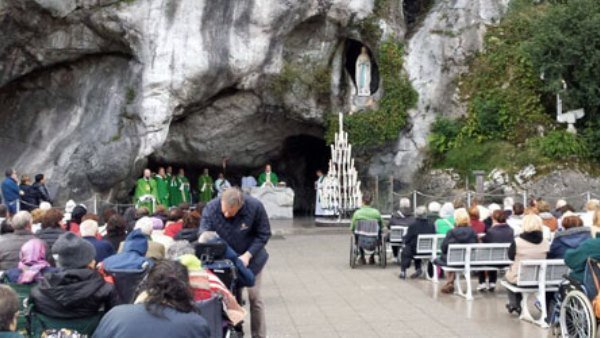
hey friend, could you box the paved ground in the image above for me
[242,218,551,338]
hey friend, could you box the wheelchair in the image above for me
[557,258,600,338]
[349,219,386,269]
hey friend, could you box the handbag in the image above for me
[587,258,600,318]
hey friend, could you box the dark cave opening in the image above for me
[404,0,434,31]
[147,134,330,215]
[344,39,380,95]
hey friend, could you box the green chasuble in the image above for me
[155,174,169,207]
[170,175,191,206]
[169,175,181,207]
[258,172,279,187]
[134,178,158,213]
[180,175,191,203]
[198,174,214,202]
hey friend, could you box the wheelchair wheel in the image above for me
[349,236,356,269]
[560,289,597,338]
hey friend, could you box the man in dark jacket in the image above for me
[388,198,415,261]
[0,211,35,270]
[479,210,514,291]
[399,206,435,279]
[30,232,120,318]
[31,174,51,205]
[1,169,21,215]
[19,175,37,211]
[199,187,271,338]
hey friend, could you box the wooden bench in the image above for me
[500,259,568,328]
[441,243,511,300]
[415,234,445,282]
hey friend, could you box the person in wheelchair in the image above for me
[30,232,121,319]
[93,260,210,338]
[350,192,383,265]
[565,225,600,283]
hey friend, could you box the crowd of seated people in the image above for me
[0,199,236,337]
[396,196,600,318]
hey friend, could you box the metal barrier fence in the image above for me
[360,175,600,214]
[9,180,600,217]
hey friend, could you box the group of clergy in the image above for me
[133,164,280,213]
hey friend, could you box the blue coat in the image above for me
[548,227,591,259]
[102,230,152,271]
[1,177,20,212]
[199,196,271,275]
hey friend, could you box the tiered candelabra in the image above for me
[320,112,362,213]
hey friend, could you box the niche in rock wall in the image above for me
[404,0,434,30]
[344,39,379,96]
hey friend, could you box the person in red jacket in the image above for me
[163,208,184,238]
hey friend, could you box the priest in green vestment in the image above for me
[134,169,158,213]
[155,167,170,207]
[198,168,214,202]
[257,164,279,187]
[170,168,191,206]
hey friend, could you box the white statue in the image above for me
[355,46,371,97]
[556,82,585,134]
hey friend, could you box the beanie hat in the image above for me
[179,254,202,271]
[52,232,96,269]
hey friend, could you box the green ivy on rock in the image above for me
[326,40,418,148]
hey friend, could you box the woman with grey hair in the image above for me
[166,241,195,260]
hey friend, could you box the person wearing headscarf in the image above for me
[5,239,57,284]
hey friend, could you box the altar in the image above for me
[249,186,295,219]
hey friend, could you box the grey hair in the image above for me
[166,240,195,260]
[221,187,244,208]
[415,206,427,218]
[399,198,411,209]
[12,211,32,230]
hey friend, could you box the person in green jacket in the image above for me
[134,169,158,213]
[350,192,383,265]
[154,167,170,207]
[257,164,278,187]
[564,236,600,282]
[435,202,455,235]
[197,168,214,203]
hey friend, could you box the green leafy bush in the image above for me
[457,0,550,145]
[529,130,590,160]
[326,40,418,147]
[428,116,465,155]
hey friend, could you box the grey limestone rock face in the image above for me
[0,0,518,206]
[0,0,375,204]
[368,0,510,184]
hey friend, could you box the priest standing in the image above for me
[257,164,278,188]
[314,170,333,216]
[198,168,214,203]
[134,169,158,213]
[155,167,170,207]
[170,168,191,206]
